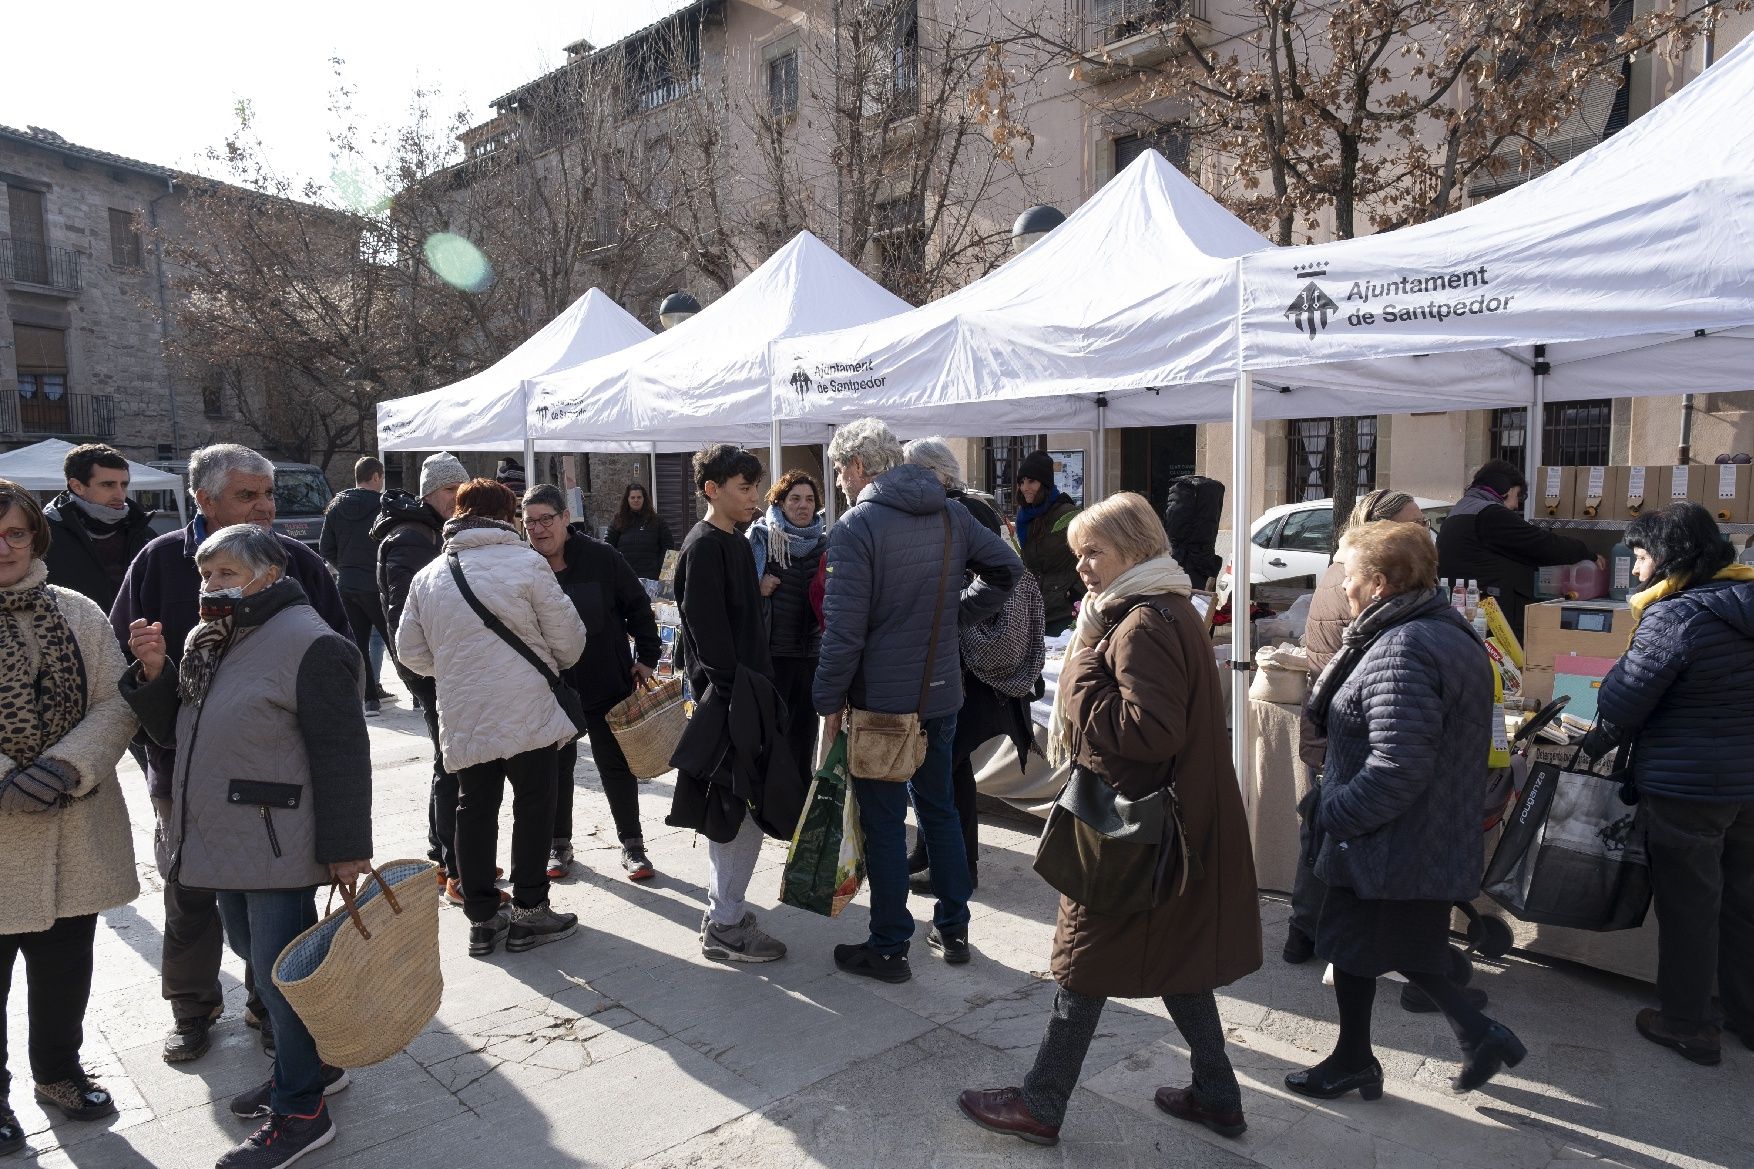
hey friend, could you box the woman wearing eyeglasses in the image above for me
[0,480,139,1154]
[522,485,664,882]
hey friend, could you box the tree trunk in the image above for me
[1330,417,1358,552]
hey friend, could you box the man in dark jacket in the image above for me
[818,419,1021,983]
[1437,459,1598,639]
[1581,505,1754,1064]
[373,452,468,891]
[522,484,663,882]
[321,455,390,713]
[108,443,348,1066]
[1015,450,1081,636]
[43,443,155,613]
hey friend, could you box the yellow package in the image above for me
[1484,637,1523,697]
[1481,596,1524,669]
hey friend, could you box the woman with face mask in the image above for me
[1580,503,1754,1067]
[0,480,138,1156]
[123,523,374,1167]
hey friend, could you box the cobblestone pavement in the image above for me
[7,680,1749,1168]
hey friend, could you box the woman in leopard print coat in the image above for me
[0,480,138,1153]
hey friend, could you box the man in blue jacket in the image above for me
[110,444,348,1065]
[817,418,1021,984]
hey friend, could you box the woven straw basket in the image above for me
[273,860,441,1068]
[605,675,689,779]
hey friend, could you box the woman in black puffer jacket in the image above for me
[1294,521,1521,1103]
[605,484,673,582]
[748,470,827,789]
[1582,503,1754,1067]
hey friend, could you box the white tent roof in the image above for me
[0,439,181,494]
[1239,31,1754,403]
[376,288,653,453]
[528,232,911,448]
[772,152,1257,434]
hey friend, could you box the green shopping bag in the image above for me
[780,733,866,917]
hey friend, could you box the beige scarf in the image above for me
[1046,555,1191,765]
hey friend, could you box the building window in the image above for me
[202,381,227,419]
[983,435,1048,516]
[1119,425,1196,516]
[873,194,926,296]
[1091,0,1201,45]
[108,208,143,268]
[892,4,919,104]
[13,324,70,432]
[1286,417,1377,502]
[1493,400,1612,468]
[768,50,799,118]
[6,186,49,284]
[1113,127,1189,176]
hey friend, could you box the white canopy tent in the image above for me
[527,232,912,453]
[0,439,186,522]
[375,288,654,455]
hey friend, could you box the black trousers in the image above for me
[154,799,263,1023]
[556,715,642,845]
[340,588,389,690]
[773,655,820,786]
[455,746,558,922]
[0,914,97,1096]
[1289,773,1328,941]
[408,675,461,879]
[1642,794,1754,1031]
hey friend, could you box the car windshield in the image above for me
[275,471,331,516]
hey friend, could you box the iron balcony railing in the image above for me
[0,237,82,292]
[0,391,116,438]
[1093,0,1207,44]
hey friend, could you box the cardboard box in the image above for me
[1661,464,1708,508]
[1536,465,1575,519]
[1622,465,1658,520]
[1575,465,1612,519]
[1709,462,1752,525]
[1521,598,1635,704]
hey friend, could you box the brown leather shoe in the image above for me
[1636,1008,1721,1066]
[1154,1085,1246,1138]
[957,1087,1060,1146]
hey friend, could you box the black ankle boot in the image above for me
[1453,1021,1527,1092]
[1285,1057,1384,1101]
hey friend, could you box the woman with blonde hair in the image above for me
[959,492,1261,1147]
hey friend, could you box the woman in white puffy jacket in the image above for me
[397,478,587,958]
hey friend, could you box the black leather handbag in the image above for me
[447,554,588,739]
[1032,763,1189,917]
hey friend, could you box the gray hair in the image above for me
[903,436,965,491]
[522,483,567,516]
[188,444,274,499]
[828,418,903,479]
[195,523,288,577]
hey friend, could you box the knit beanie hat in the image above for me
[1017,450,1056,488]
[495,457,527,493]
[1470,458,1527,498]
[419,452,469,500]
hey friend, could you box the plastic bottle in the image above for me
[1439,577,1451,605]
[1568,558,1607,601]
[1466,579,1481,619]
[1609,541,1636,602]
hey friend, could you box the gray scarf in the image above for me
[70,494,131,527]
[1305,587,1448,735]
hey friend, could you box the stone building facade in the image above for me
[0,124,268,477]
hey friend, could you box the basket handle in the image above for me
[328,867,404,942]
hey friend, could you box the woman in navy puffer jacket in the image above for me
[1583,503,1754,1067]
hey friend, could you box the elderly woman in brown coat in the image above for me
[958,493,1261,1147]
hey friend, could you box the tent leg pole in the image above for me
[823,428,837,524]
[1230,371,1254,807]
[1095,396,1108,504]
[649,446,658,511]
[1528,344,1548,519]
[771,420,783,489]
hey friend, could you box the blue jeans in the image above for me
[216,889,322,1116]
[853,714,970,955]
[369,627,385,685]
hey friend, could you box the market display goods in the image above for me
[1481,596,1523,668]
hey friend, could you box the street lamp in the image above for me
[658,291,701,330]
[1011,204,1066,254]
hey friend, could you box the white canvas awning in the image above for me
[0,439,185,521]
[376,288,653,453]
[528,233,911,449]
[1238,31,1754,406]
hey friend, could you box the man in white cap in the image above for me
[373,453,478,899]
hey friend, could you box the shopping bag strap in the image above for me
[326,867,404,942]
[448,553,563,689]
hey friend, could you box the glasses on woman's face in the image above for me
[525,512,564,530]
[0,528,34,550]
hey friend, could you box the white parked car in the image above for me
[1220,496,1452,588]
